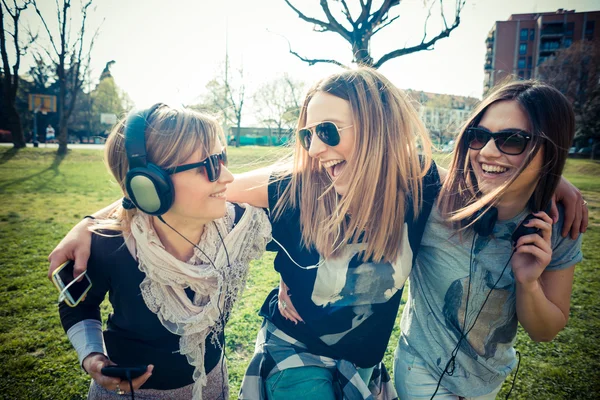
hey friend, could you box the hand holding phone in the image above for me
[51,260,92,307]
[101,365,149,380]
[83,354,153,396]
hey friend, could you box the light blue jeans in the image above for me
[394,339,502,400]
[265,365,374,400]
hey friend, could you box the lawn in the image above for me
[0,147,598,399]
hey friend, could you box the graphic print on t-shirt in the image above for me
[440,232,518,370]
[312,223,413,345]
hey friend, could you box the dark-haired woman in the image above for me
[394,80,583,399]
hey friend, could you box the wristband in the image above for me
[83,215,96,220]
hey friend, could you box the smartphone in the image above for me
[101,365,148,379]
[51,260,92,307]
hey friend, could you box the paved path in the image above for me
[0,143,105,150]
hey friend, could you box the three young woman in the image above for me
[58,105,271,399]
[49,68,585,399]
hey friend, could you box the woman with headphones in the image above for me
[57,105,270,399]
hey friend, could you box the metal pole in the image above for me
[33,108,39,148]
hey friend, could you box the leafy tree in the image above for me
[283,0,466,68]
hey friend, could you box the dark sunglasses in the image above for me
[466,127,532,155]
[167,150,228,182]
[297,121,353,151]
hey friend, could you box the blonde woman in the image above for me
[58,105,270,399]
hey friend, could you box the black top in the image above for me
[59,205,245,390]
[261,162,441,368]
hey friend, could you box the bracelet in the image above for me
[83,215,96,220]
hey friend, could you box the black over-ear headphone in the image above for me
[472,206,498,237]
[124,103,175,216]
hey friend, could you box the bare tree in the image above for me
[254,74,305,141]
[283,0,466,69]
[33,0,99,154]
[203,61,245,147]
[1,0,33,148]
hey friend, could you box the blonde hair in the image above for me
[93,105,225,234]
[439,79,575,230]
[274,67,432,263]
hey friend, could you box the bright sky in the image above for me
[19,0,600,121]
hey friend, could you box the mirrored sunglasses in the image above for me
[297,121,353,151]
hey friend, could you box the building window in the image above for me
[519,43,527,55]
[520,28,528,41]
[565,22,574,35]
[527,56,532,69]
[518,57,526,69]
[518,70,525,79]
[530,28,535,41]
[564,37,573,48]
[526,70,532,79]
[586,21,595,36]
[538,56,547,65]
[541,40,560,51]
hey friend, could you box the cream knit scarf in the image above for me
[129,203,271,399]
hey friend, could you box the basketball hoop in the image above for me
[29,94,57,113]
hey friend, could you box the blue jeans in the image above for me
[266,366,336,400]
[394,337,502,400]
[265,365,374,400]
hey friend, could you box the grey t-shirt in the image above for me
[400,206,583,397]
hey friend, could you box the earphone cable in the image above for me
[431,235,516,399]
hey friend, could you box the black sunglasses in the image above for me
[297,121,353,151]
[466,127,532,155]
[167,150,228,182]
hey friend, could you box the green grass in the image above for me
[0,147,598,399]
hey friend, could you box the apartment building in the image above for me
[483,9,600,92]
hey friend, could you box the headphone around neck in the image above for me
[124,103,175,216]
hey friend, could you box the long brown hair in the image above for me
[274,67,432,263]
[439,80,575,228]
[93,105,225,233]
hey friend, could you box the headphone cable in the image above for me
[431,234,516,399]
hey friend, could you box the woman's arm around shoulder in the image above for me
[228,167,272,208]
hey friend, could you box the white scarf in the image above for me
[129,203,271,399]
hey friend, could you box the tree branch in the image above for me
[421,0,436,44]
[368,0,397,32]
[356,0,372,26]
[372,14,399,36]
[319,0,351,41]
[283,0,332,32]
[32,0,59,56]
[373,0,465,69]
[339,0,356,29]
